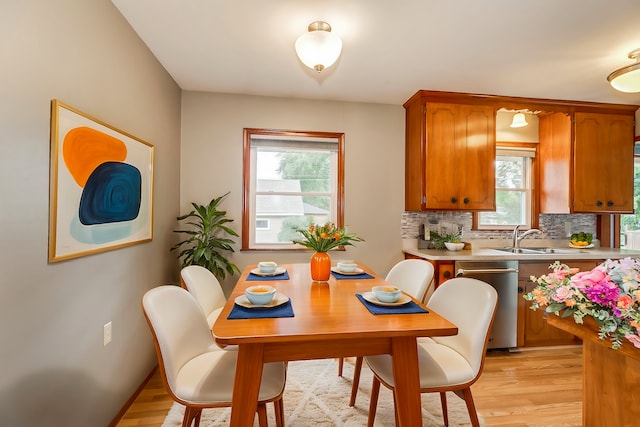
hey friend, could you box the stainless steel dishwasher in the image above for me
[454,260,518,349]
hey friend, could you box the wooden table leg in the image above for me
[229,343,264,427]
[390,337,421,427]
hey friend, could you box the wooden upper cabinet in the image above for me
[572,112,634,213]
[405,94,496,211]
[405,90,637,214]
[540,111,635,214]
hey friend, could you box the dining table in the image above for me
[212,262,458,426]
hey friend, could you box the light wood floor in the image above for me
[116,346,582,427]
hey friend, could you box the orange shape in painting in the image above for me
[63,127,127,187]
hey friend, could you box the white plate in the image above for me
[569,243,594,249]
[361,291,411,307]
[234,293,289,309]
[331,266,364,275]
[250,267,287,277]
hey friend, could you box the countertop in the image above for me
[402,238,640,262]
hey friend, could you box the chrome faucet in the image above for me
[512,225,542,252]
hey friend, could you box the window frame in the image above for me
[242,128,345,251]
[473,142,539,231]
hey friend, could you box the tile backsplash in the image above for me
[401,211,597,241]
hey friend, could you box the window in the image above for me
[476,145,536,230]
[242,128,344,250]
[255,219,270,230]
[621,140,640,249]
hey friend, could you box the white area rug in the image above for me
[162,358,482,426]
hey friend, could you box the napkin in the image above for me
[331,271,374,280]
[355,294,429,315]
[246,271,290,281]
[227,300,295,319]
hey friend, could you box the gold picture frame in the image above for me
[48,100,154,262]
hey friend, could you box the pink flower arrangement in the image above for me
[524,258,640,349]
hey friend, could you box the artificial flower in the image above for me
[524,258,640,349]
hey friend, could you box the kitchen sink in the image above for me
[493,247,578,255]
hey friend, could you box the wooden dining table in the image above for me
[212,262,458,426]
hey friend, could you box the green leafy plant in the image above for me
[429,230,461,249]
[170,192,240,280]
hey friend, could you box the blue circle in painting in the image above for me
[79,162,142,225]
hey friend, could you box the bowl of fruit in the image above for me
[570,232,594,248]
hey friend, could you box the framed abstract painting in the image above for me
[48,100,154,262]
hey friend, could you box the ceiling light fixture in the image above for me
[295,21,342,73]
[510,112,528,128]
[607,48,640,93]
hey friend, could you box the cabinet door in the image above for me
[424,103,495,210]
[572,113,634,213]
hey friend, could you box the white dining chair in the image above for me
[338,259,435,406]
[142,285,286,427]
[181,265,227,328]
[364,277,497,427]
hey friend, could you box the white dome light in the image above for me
[295,21,342,73]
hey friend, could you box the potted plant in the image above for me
[170,192,240,280]
[443,232,464,251]
[292,223,364,281]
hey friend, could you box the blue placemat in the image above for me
[246,271,290,281]
[355,294,429,315]
[227,299,295,319]
[331,271,374,280]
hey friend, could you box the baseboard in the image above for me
[108,365,159,427]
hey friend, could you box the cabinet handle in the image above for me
[596,200,603,207]
[443,270,452,278]
[518,286,524,293]
[607,201,614,207]
[451,197,457,203]
[463,197,470,204]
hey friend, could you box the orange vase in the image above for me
[310,251,331,282]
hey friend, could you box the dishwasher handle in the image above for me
[456,267,519,277]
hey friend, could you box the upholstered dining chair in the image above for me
[364,277,497,427]
[181,265,227,328]
[142,285,286,427]
[339,259,435,406]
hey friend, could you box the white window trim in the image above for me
[477,147,535,231]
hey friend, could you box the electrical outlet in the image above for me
[103,321,112,346]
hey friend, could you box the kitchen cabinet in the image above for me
[404,92,496,211]
[539,111,635,214]
[518,260,601,347]
[403,90,637,215]
[573,112,635,213]
[403,254,454,288]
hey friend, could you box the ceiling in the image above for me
[112,0,640,107]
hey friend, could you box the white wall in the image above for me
[0,1,181,425]
[180,91,406,293]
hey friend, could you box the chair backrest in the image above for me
[427,277,497,376]
[181,265,227,325]
[384,259,435,303]
[142,285,215,394]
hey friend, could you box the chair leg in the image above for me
[257,402,268,427]
[348,356,364,406]
[338,357,344,376]
[182,406,202,427]
[459,387,480,427]
[367,376,381,427]
[274,396,285,427]
[439,392,449,427]
[392,391,399,427]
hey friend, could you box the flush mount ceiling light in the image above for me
[295,21,342,72]
[510,112,528,128]
[607,48,640,93]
